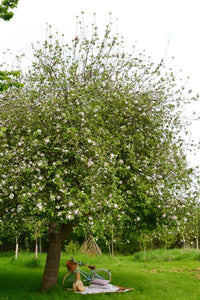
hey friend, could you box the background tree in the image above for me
[0,0,22,93]
[25,218,46,259]
[0,17,198,290]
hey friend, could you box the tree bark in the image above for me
[40,221,74,291]
[35,228,38,260]
[39,236,42,254]
[15,236,19,260]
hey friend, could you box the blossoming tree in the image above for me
[0,17,197,290]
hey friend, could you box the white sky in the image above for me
[1,0,200,165]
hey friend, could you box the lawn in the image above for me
[1,249,200,299]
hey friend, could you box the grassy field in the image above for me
[1,249,200,299]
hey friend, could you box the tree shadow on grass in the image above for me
[0,267,76,300]
[0,267,42,299]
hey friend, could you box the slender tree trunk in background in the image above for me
[165,239,167,256]
[143,245,146,268]
[111,240,114,257]
[35,240,38,260]
[111,230,114,257]
[15,236,19,260]
[108,244,111,257]
[35,228,38,260]
[39,236,42,254]
[40,221,74,291]
[108,243,114,257]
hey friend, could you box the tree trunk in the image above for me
[39,236,42,254]
[35,228,38,260]
[15,236,19,260]
[35,241,38,260]
[165,239,167,256]
[111,230,114,257]
[108,243,111,257]
[143,245,146,268]
[40,221,74,291]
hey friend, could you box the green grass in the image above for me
[1,249,200,299]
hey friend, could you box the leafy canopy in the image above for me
[0,0,19,21]
[0,17,197,243]
[0,0,21,92]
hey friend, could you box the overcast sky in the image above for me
[1,0,200,165]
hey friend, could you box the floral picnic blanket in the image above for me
[75,283,133,294]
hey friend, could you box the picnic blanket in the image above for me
[75,283,133,294]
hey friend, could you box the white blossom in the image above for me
[45,138,50,143]
[17,205,22,212]
[36,203,43,211]
[88,159,94,167]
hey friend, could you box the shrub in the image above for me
[64,241,80,254]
